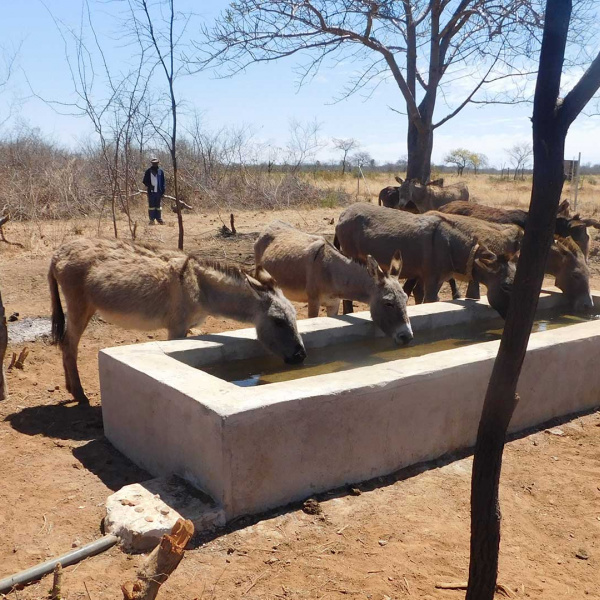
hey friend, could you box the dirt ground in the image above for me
[1,202,600,600]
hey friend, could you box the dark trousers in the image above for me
[148,192,163,222]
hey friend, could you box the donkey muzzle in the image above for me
[285,344,307,364]
[394,324,414,346]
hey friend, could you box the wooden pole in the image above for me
[573,151,581,211]
[0,289,7,401]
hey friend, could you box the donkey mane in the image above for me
[116,241,250,283]
[188,254,249,283]
[324,239,376,270]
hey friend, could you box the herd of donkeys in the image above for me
[47,177,598,404]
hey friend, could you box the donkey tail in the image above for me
[48,265,65,345]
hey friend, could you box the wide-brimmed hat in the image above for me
[150,157,159,164]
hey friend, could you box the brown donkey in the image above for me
[254,221,413,345]
[49,238,306,404]
[334,203,516,318]
[438,199,593,259]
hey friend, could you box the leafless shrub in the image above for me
[0,129,100,220]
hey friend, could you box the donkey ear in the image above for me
[474,243,498,273]
[475,240,496,261]
[555,238,576,258]
[474,257,497,274]
[253,266,277,290]
[389,250,403,278]
[245,273,264,297]
[394,176,404,185]
[558,199,571,217]
[365,255,385,282]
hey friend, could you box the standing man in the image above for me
[143,157,166,225]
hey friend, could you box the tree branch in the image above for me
[558,50,600,129]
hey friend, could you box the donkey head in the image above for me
[552,237,593,312]
[246,266,307,364]
[555,214,590,260]
[364,251,413,345]
[472,244,517,319]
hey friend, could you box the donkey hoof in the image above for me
[74,393,90,405]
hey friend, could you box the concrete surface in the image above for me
[105,477,225,552]
[100,289,600,525]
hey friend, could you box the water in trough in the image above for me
[204,309,600,387]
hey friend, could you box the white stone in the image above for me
[105,477,225,552]
[100,288,600,523]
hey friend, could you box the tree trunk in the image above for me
[466,1,574,597]
[406,119,433,183]
[0,289,7,401]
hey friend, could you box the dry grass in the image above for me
[4,172,600,256]
[318,171,600,215]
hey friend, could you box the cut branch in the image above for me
[121,518,194,600]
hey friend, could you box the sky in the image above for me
[2,0,600,168]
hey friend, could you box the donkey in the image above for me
[49,238,306,404]
[254,221,413,345]
[439,199,593,259]
[544,237,593,311]
[433,212,593,311]
[334,203,515,318]
[378,176,445,211]
[421,212,522,301]
[394,177,469,213]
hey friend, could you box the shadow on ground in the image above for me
[73,438,151,491]
[5,402,103,441]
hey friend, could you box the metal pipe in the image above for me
[0,535,118,594]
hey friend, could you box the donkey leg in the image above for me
[466,280,481,300]
[325,299,341,317]
[308,298,321,319]
[423,278,442,303]
[449,278,462,300]
[342,300,354,314]
[62,307,94,404]
[403,278,418,298]
[413,280,425,304]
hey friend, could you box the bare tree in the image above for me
[506,142,533,178]
[286,118,325,174]
[396,154,408,172]
[467,0,600,597]
[197,1,542,183]
[332,137,359,175]
[351,151,373,168]
[127,0,191,249]
[30,2,151,239]
[0,43,20,129]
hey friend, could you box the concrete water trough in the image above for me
[99,288,600,523]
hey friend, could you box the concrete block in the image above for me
[104,477,225,552]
